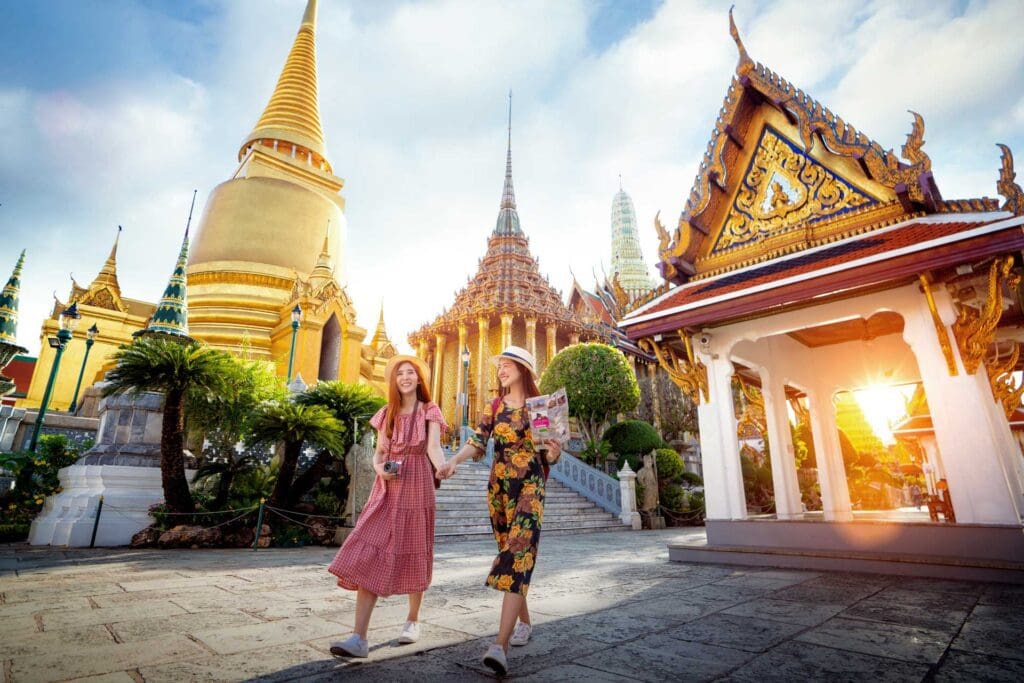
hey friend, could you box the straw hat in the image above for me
[384,354,431,387]
[492,345,538,379]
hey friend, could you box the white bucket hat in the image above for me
[492,345,538,379]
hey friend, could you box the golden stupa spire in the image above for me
[309,221,334,286]
[239,0,328,167]
[90,225,122,291]
[371,301,390,348]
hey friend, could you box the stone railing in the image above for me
[479,439,639,528]
[549,451,622,516]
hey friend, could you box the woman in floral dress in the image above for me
[440,346,561,676]
[327,355,448,658]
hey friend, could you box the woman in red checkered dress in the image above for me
[327,355,447,658]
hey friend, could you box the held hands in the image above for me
[436,461,458,480]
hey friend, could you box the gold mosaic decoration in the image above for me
[986,342,1024,419]
[735,376,766,438]
[712,126,876,253]
[639,332,708,404]
[952,255,1019,376]
[918,274,958,376]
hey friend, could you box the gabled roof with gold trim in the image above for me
[653,9,1010,287]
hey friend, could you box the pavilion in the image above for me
[620,11,1024,580]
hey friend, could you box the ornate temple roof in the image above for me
[239,0,330,171]
[409,106,587,340]
[369,303,397,358]
[0,250,27,350]
[621,9,1024,338]
[651,9,1017,288]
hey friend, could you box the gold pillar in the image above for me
[457,323,467,418]
[417,339,429,360]
[525,317,537,360]
[477,317,490,409]
[546,323,557,361]
[647,362,662,431]
[500,313,513,350]
[432,333,446,401]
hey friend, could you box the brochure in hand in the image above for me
[526,387,570,450]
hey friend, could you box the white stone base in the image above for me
[29,465,194,547]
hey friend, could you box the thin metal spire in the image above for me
[501,89,516,211]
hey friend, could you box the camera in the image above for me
[697,333,713,352]
[383,460,400,474]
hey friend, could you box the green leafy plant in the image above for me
[654,447,684,482]
[104,336,235,514]
[248,401,345,509]
[578,438,612,466]
[679,471,703,488]
[540,343,639,442]
[603,420,663,458]
[1,435,81,524]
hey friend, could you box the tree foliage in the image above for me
[104,336,234,513]
[603,420,663,457]
[540,343,639,441]
[247,401,345,509]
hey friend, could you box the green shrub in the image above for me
[0,523,29,542]
[679,471,703,487]
[603,420,663,457]
[659,483,686,512]
[654,448,684,482]
[579,439,613,466]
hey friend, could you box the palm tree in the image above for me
[248,401,345,509]
[104,337,232,513]
[187,356,285,508]
[290,381,385,504]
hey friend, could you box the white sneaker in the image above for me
[398,620,420,644]
[330,633,368,658]
[482,643,509,676]
[509,622,532,646]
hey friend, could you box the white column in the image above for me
[617,462,642,529]
[902,289,1023,524]
[698,355,747,520]
[807,387,853,522]
[761,373,802,519]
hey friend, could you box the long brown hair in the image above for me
[497,361,541,400]
[385,361,432,438]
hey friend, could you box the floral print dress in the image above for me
[468,399,545,596]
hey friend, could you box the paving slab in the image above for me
[722,640,931,682]
[2,528,1022,682]
[935,649,1024,682]
[795,615,952,664]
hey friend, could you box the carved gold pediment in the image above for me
[707,125,877,257]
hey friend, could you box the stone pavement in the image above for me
[1,529,1022,682]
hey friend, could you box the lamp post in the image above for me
[29,302,81,451]
[68,323,98,413]
[287,304,302,382]
[461,345,470,446]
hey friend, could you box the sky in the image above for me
[2,0,1023,359]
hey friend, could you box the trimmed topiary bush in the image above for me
[654,448,684,482]
[603,420,663,458]
[659,483,686,512]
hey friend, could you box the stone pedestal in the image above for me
[343,433,376,525]
[29,387,193,547]
[618,462,642,530]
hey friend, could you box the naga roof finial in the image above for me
[729,6,754,76]
[997,144,1024,216]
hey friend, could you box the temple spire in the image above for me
[137,203,194,340]
[0,251,27,347]
[371,301,390,348]
[493,90,523,237]
[90,226,122,291]
[310,221,334,286]
[239,0,328,167]
[501,90,516,211]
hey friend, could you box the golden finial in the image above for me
[997,144,1024,215]
[729,6,754,76]
[901,111,930,170]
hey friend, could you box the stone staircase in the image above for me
[435,461,626,540]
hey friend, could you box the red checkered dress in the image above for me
[327,402,446,597]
